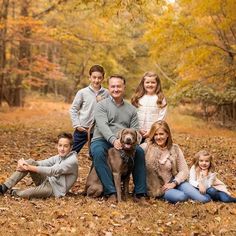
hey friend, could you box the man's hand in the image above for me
[113,139,122,150]
[162,182,176,192]
[76,127,88,132]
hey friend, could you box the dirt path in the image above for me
[0,98,235,236]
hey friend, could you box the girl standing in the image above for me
[131,72,167,141]
[189,150,236,203]
[141,121,211,204]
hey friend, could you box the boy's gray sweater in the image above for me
[70,86,109,129]
[92,96,139,144]
[36,151,78,197]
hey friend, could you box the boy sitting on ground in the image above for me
[0,132,78,199]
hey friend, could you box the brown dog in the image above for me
[84,128,141,202]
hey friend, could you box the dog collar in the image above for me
[119,149,135,164]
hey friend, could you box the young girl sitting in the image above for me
[131,72,167,142]
[189,150,236,203]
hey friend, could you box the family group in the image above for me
[0,65,235,204]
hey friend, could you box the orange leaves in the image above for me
[0,98,236,235]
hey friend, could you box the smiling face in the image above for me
[89,71,104,91]
[57,137,72,158]
[108,76,125,103]
[143,76,158,95]
[154,127,169,148]
[198,155,211,171]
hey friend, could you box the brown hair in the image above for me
[108,74,126,85]
[131,71,166,108]
[192,150,215,177]
[89,65,105,77]
[147,120,173,150]
[57,132,73,146]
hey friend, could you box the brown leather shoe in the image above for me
[133,196,149,206]
[107,194,117,203]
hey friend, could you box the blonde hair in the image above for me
[147,120,173,150]
[193,150,215,177]
[131,71,166,108]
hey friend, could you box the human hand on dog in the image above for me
[162,182,176,192]
[113,139,122,150]
[140,129,147,137]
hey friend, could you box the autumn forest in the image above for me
[0,0,235,126]
[0,1,236,235]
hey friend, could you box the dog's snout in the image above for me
[126,137,132,143]
[123,134,135,144]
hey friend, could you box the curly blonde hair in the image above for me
[192,150,215,177]
[131,72,166,108]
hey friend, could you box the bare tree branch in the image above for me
[155,63,177,84]
[33,0,69,19]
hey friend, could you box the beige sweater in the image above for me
[141,142,189,197]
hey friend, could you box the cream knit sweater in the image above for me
[137,94,167,132]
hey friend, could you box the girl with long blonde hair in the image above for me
[131,72,167,142]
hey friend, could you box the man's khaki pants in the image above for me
[4,159,53,199]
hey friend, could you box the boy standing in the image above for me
[69,65,109,153]
[0,132,78,199]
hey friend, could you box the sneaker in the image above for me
[0,184,8,195]
[10,189,18,197]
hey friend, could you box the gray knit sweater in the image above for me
[70,85,109,129]
[92,96,139,144]
[36,151,78,197]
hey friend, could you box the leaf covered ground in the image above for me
[0,97,235,236]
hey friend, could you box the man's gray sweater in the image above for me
[92,97,139,144]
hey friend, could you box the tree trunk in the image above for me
[13,0,31,106]
[0,0,9,106]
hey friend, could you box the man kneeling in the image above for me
[0,132,78,199]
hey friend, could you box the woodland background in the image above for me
[0,1,236,235]
[0,0,235,127]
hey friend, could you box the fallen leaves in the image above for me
[0,99,236,235]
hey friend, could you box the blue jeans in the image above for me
[90,139,147,196]
[162,182,211,204]
[72,129,92,153]
[206,187,236,203]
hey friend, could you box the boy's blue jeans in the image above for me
[162,181,211,204]
[90,139,147,196]
[72,129,91,153]
[206,187,236,203]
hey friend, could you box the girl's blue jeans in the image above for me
[206,187,236,203]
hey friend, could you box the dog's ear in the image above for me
[117,129,125,141]
[136,131,142,144]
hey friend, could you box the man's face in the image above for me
[108,77,125,101]
[57,138,72,158]
[89,71,104,90]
